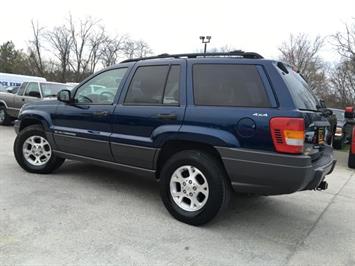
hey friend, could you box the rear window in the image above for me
[193,64,271,107]
[281,67,319,111]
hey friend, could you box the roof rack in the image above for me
[120,50,263,63]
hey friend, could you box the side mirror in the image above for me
[28,91,41,98]
[57,89,72,103]
[345,106,355,119]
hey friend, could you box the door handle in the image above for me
[157,113,177,121]
[93,111,109,117]
[22,98,25,102]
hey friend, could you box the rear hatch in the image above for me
[280,65,331,160]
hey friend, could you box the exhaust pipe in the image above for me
[316,181,328,191]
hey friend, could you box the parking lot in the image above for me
[0,126,354,265]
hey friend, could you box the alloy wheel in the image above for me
[169,165,209,212]
[22,136,52,166]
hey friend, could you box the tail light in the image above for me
[270,117,305,154]
[352,127,355,155]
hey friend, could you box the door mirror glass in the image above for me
[57,89,72,103]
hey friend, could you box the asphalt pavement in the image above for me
[0,126,354,266]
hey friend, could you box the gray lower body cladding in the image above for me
[217,146,336,195]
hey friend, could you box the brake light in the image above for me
[345,106,353,113]
[270,117,305,154]
[352,127,355,154]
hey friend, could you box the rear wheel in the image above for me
[14,125,65,174]
[333,137,345,150]
[348,147,355,169]
[0,105,12,125]
[159,150,230,226]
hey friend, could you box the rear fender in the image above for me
[176,125,240,147]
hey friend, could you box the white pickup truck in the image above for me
[0,81,73,125]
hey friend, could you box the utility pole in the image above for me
[199,36,211,54]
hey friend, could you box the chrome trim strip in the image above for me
[53,150,155,174]
[53,133,108,143]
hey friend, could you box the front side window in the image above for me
[193,64,270,107]
[24,82,41,98]
[74,68,128,104]
[17,82,28,96]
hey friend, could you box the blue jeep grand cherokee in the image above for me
[13,51,336,225]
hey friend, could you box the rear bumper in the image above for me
[217,146,336,195]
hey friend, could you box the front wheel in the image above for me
[0,105,12,125]
[14,125,65,174]
[159,150,230,226]
[348,147,355,169]
[333,137,345,150]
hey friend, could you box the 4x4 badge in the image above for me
[252,113,268,117]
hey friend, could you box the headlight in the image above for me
[335,127,343,137]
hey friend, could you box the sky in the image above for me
[0,0,354,63]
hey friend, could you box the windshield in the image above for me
[332,109,345,122]
[280,66,319,111]
[40,83,72,98]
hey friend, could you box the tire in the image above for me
[159,150,230,226]
[14,125,65,174]
[348,147,355,169]
[0,105,12,126]
[333,137,345,150]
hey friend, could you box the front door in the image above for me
[52,67,129,161]
[111,61,186,169]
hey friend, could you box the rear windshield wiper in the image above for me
[299,108,319,112]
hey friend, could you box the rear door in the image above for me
[110,60,186,169]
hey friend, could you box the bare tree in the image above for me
[329,60,355,107]
[46,25,73,82]
[69,15,97,81]
[100,35,127,67]
[330,19,355,107]
[279,33,327,94]
[208,45,236,53]
[333,19,355,60]
[134,40,152,58]
[28,20,45,76]
[123,39,152,59]
[87,26,107,73]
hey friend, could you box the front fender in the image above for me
[18,110,53,131]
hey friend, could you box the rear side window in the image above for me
[163,65,180,105]
[193,64,270,107]
[125,65,180,105]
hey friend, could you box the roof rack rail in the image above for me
[120,50,263,63]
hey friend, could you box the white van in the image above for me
[0,73,46,87]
